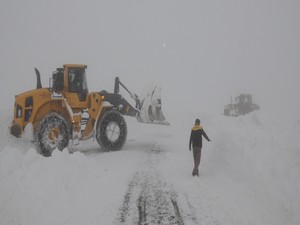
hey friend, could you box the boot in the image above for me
[192,168,196,176]
[196,168,199,176]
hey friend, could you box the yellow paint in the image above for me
[11,64,112,141]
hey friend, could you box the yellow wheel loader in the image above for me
[10,64,168,156]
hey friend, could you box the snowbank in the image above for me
[160,111,300,225]
[0,110,299,225]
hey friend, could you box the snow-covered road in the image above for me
[0,110,299,225]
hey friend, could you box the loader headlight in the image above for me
[16,104,22,118]
[17,109,22,118]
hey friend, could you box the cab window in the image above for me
[68,68,88,93]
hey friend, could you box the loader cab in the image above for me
[52,68,64,92]
[236,94,252,105]
[62,64,89,109]
[68,67,88,98]
[235,94,252,115]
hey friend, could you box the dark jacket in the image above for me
[189,125,210,150]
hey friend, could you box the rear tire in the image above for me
[36,112,70,157]
[96,110,127,151]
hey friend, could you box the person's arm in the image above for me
[202,129,211,142]
[189,130,193,150]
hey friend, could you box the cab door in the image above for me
[65,66,89,109]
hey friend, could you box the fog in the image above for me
[1,0,299,119]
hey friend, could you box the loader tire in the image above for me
[96,110,127,151]
[36,112,70,157]
[224,109,229,116]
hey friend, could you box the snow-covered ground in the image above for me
[0,109,299,225]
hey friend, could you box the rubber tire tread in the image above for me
[36,112,69,157]
[96,110,127,151]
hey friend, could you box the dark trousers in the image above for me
[192,146,202,176]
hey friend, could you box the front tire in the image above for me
[36,112,70,157]
[96,110,127,151]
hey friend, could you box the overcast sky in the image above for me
[1,0,299,119]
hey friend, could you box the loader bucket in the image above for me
[137,85,169,125]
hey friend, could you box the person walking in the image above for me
[189,118,211,176]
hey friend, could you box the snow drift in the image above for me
[0,109,299,225]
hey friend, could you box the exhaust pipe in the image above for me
[34,68,42,89]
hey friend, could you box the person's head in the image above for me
[195,118,200,125]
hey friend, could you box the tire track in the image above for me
[119,173,140,223]
[116,144,198,225]
[171,199,184,225]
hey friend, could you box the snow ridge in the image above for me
[0,110,299,225]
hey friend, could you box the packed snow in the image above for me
[0,109,299,225]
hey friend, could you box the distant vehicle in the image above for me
[224,93,260,116]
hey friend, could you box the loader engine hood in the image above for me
[11,88,52,137]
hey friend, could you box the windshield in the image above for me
[68,68,88,93]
